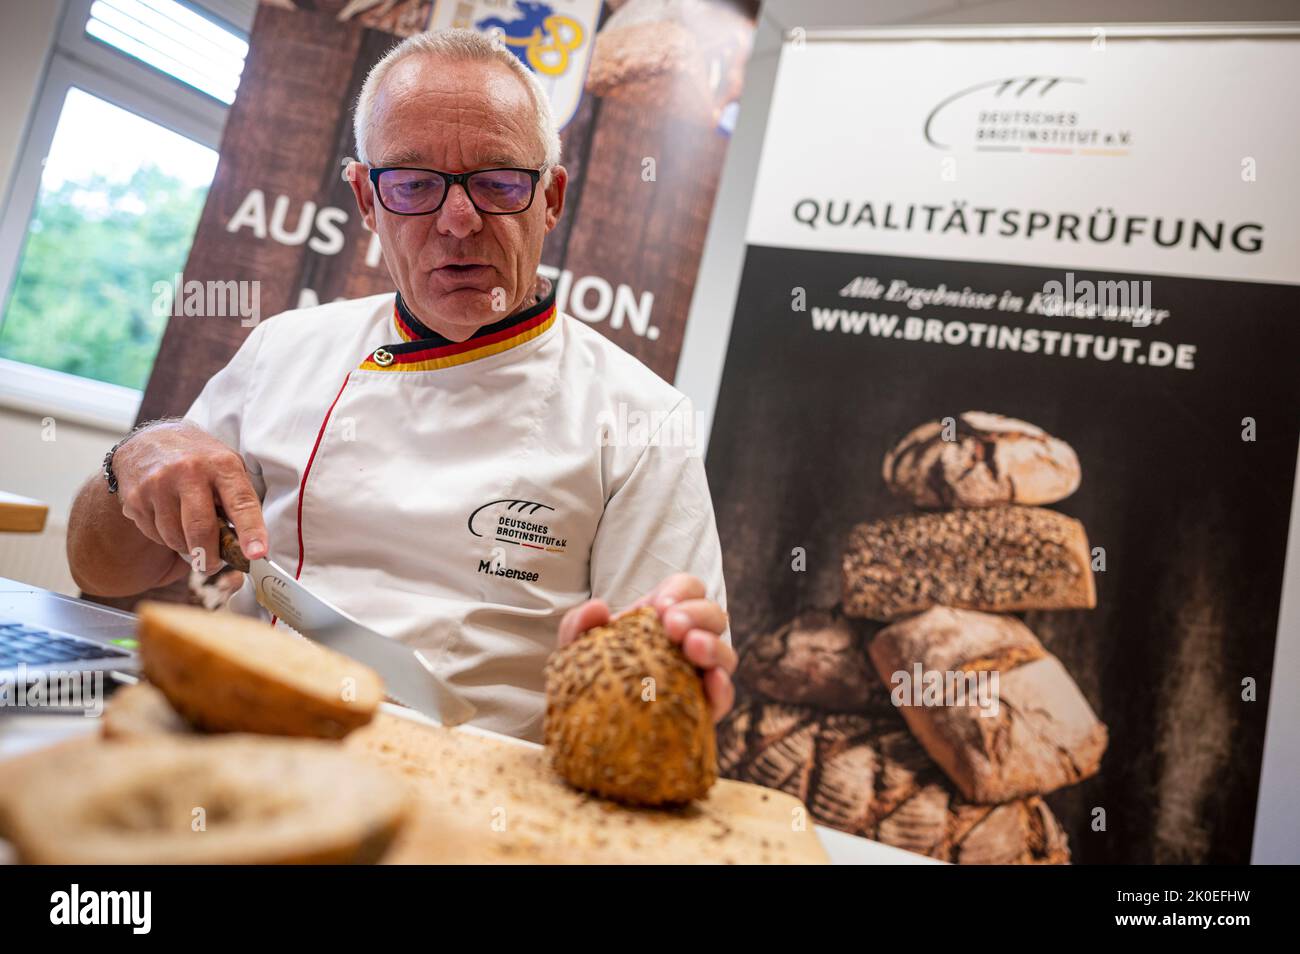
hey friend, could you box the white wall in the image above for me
[0,1,62,199]
[0,401,111,594]
[0,0,110,594]
[0,405,113,520]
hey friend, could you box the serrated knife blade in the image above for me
[218,526,474,726]
[249,557,476,727]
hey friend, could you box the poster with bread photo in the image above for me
[705,32,1300,863]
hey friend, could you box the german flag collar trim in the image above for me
[362,285,557,372]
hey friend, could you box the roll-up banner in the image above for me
[136,0,757,422]
[708,27,1300,863]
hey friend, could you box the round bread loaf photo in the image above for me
[544,605,717,806]
[735,606,879,712]
[0,736,408,864]
[136,601,383,739]
[882,411,1081,508]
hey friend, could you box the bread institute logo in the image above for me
[468,498,569,555]
[469,497,568,585]
[923,76,1133,156]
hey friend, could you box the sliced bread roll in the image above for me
[0,736,407,864]
[136,601,382,738]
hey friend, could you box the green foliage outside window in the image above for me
[0,163,206,390]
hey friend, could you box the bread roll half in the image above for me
[137,601,382,738]
[0,736,407,864]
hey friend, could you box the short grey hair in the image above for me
[353,28,562,175]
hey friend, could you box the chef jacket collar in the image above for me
[363,276,557,373]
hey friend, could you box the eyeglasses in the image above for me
[368,165,543,216]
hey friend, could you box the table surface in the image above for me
[0,491,48,533]
[0,706,938,866]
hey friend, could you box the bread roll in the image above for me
[868,607,1108,803]
[883,411,1081,509]
[137,601,382,738]
[544,606,716,806]
[0,736,407,864]
[842,506,1096,620]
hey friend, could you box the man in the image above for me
[66,28,735,742]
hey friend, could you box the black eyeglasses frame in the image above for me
[367,165,544,216]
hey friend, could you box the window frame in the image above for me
[0,0,247,431]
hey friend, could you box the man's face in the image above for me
[348,56,567,340]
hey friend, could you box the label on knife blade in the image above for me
[256,573,306,631]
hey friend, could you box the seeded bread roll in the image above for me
[544,606,717,806]
[735,607,879,712]
[883,412,1081,509]
[0,736,407,864]
[868,608,1108,803]
[136,601,383,739]
[719,700,1070,864]
[842,506,1096,620]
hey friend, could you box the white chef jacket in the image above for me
[184,278,728,742]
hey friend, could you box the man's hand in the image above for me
[112,420,267,573]
[69,420,268,597]
[558,573,736,722]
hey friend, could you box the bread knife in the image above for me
[218,526,475,727]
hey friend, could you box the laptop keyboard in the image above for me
[0,620,132,669]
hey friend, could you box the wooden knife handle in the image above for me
[218,525,251,573]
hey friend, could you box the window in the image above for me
[86,0,248,104]
[0,88,217,390]
[0,0,251,430]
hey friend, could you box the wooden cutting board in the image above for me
[345,712,829,865]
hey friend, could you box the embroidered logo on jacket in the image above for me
[468,498,569,552]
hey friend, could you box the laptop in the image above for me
[0,576,139,714]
